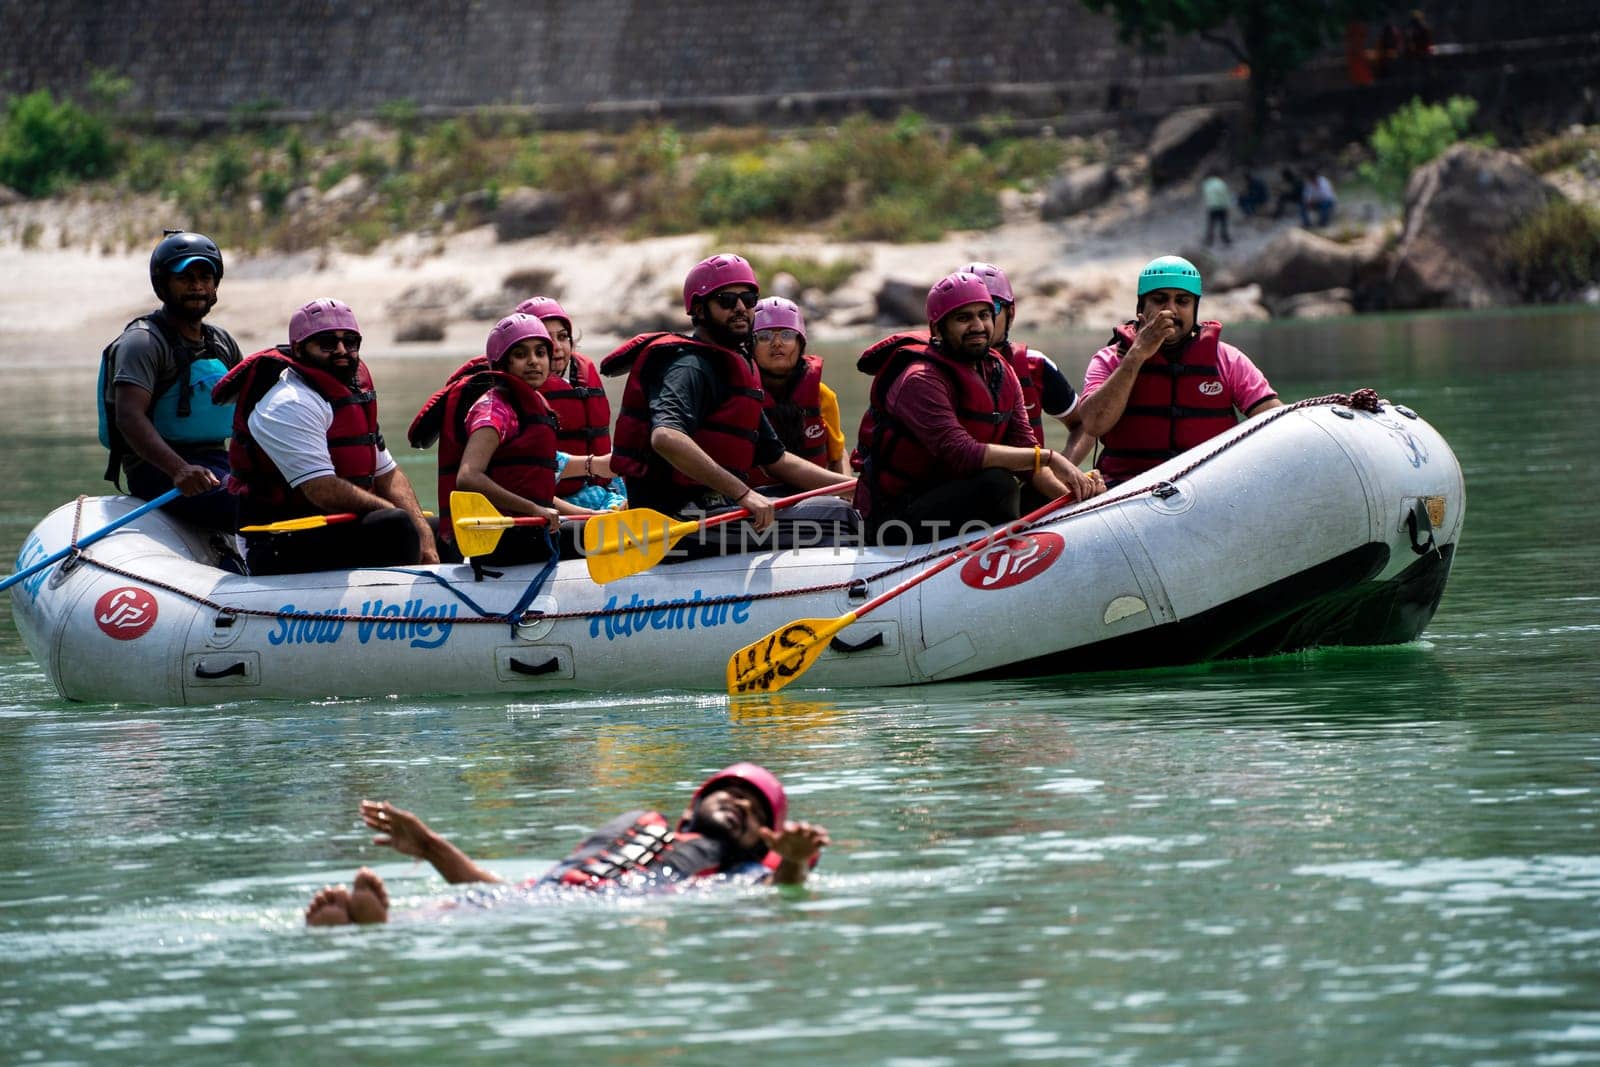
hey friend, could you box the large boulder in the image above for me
[875,278,927,325]
[1226,229,1364,301]
[1269,288,1356,320]
[1147,108,1227,188]
[1040,163,1118,220]
[1387,144,1562,309]
[494,187,567,241]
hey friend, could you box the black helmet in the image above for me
[149,230,224,298]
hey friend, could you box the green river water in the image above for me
[2,306,1597,1065]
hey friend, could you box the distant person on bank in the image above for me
[98,230,242,533]
[750,297,850,476]
[1201,171,1233,246]
[600,254,855,556]
[852,271,1103,545]
[305,762,829,925]
[213,299,437,575]
[1072,256,1282,487]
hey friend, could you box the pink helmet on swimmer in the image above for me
[926,271,994,329]
[681,761,788,831]
[289,298,361,347]
[683,253,759,314]
[752,296,807,343]
[485,313,551,366]
[958,261,1014,305]
[514,295,572,333]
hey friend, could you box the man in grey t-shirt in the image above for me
[100,231,241,533]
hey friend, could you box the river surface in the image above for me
[2,307,1598,1065]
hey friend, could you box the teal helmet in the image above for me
[1136,255,1202,297]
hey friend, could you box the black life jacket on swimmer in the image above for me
[761,354,828,467]
[1096,320,1236,485]
[852,333,1022,522]
[539,352,613,497]
[408,357,559,543]
[534,810,781,891]
[601,332,765,488]
[212,346,381,523]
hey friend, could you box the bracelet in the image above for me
[584,454,593,478]
[1032,445,1042,475]
[736,487,753,503]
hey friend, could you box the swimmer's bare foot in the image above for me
[347,867,390,924]
[305,884,353,926]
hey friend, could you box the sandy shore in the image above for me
[0,184,1320,368]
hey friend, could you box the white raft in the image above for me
[8,396,1464,706]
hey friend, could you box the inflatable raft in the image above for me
[7,393,1464,706]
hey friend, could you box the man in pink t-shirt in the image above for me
[1072,256,1282,486]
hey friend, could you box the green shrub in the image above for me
[0,89,117,196]
[259,169,292,217]
[316,159,352,192]
[207,142,251,200]
[1523,127,1600,174]
[123,140,173,193]
[1499,199,1600,302]
[1359,95,1486,202]
[743,252,865,294]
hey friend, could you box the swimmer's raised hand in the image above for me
[360,799,434,859]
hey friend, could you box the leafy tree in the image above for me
[0,89,115,196]
[1080,0,1399,136]
[1359,95,1484,201]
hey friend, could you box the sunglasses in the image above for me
[753,328,799,344]
[710,290,759,310]
[308,331,362,351]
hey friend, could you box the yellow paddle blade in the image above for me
[239,514,341,533]
[450,491,514,558]
[726,612,859,696]
[583,508,699,584]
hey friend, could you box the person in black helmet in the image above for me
[96,230,242,535]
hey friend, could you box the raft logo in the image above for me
[589,588,752,642]
[805,424,824,439]
[267,599,459,649]
[1198,380,1224,396]
[94,586,158,640]
[959,532,1064,591]
[14,535,49,599]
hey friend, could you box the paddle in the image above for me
[450,490,574,559]
[1,489,180,594]
[725,491,1080,696]
[583,480,856,585]
[239,509,434,535]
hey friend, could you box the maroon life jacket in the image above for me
[533,811,783,891]
[852,334,1021,521]
[539,352,613,497]
[761,353,829,467]
[409,358,559,542]
[1096,320,1236,485]
[213,346,381,522]
[999,339,1047,446]
[601,332,765,488]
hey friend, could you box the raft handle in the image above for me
[1152,482,1180,500]
[846,579,869,601]
[1395,405,1418,420]
[213,610,237,628]
[194,660,249,680]
[830,631,886,655]
[508,655,562,676]
[1331,406,1355,420]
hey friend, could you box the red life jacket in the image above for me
[761,353,829,467]
[409,358,559,542]
[540,352,613,497]
[600,332,765,488]
[213,346,381,522]
[853,333,1021,521]
[999,339,1047,446]
[533,811,782,891]
[1096,320,1237,485]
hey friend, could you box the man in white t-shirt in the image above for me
[216,298,437,575]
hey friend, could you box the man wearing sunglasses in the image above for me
[213,298,438,575]
[602,254,852,554]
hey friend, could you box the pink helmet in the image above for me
[958,261,1014,304]
[926,271,994,328]
[485,313,551,366]
[683,253,759,314]
[681,761,788,831]
[514,295,572,333]
[752,296,807,342]
[289,298,361,347]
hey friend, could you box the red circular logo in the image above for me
[93,586,159,641]
[959,532,1065,591]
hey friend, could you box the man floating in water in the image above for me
[306,762,828,925]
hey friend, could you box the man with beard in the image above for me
[601,254,853,556]
[212,298,437,575]
[1073,256,1281,487]
[853,271,1103,545]
[305,763,829,925]
[98,231,242,533]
